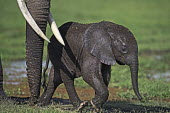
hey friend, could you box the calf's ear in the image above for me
[83,24,116,65]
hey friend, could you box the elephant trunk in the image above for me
[130,59,142,100]
[0,57,7,98]
[26,0,50,105]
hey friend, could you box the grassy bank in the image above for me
[0,0,170,112]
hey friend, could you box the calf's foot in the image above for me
[77,101,89,111]
[90,100,101,112]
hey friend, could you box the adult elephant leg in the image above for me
[0,58,7,98]
[101,64,111,87]
[26,0,50,105]
[39,66,63,106]
[82,57,109,112]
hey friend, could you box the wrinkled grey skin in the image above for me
[39,21,142,111]
[0,57,7,98]
[25,0,51,105]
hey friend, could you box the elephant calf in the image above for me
[39,21,142,111]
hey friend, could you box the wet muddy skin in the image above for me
[2,61,170,112]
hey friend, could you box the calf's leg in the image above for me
[82,58,109,112]
[60,69,82,108]
[101,64,111,87]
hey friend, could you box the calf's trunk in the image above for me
[130,60,142,100]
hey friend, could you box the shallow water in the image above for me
[148,71,170,81]
[3,60,51,84]
[4,61,26,80]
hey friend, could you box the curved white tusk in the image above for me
[48,13,65,46]
[17,0,50,42]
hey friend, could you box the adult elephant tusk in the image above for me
[17,0,50,42]
[48,13,65,46]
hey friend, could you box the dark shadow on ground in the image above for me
[1,97,170,112]
[103,100,170,112]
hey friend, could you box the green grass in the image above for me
[0,100,76,113]
[0,0,170,112]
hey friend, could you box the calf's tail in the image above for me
[42,51,50,91]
